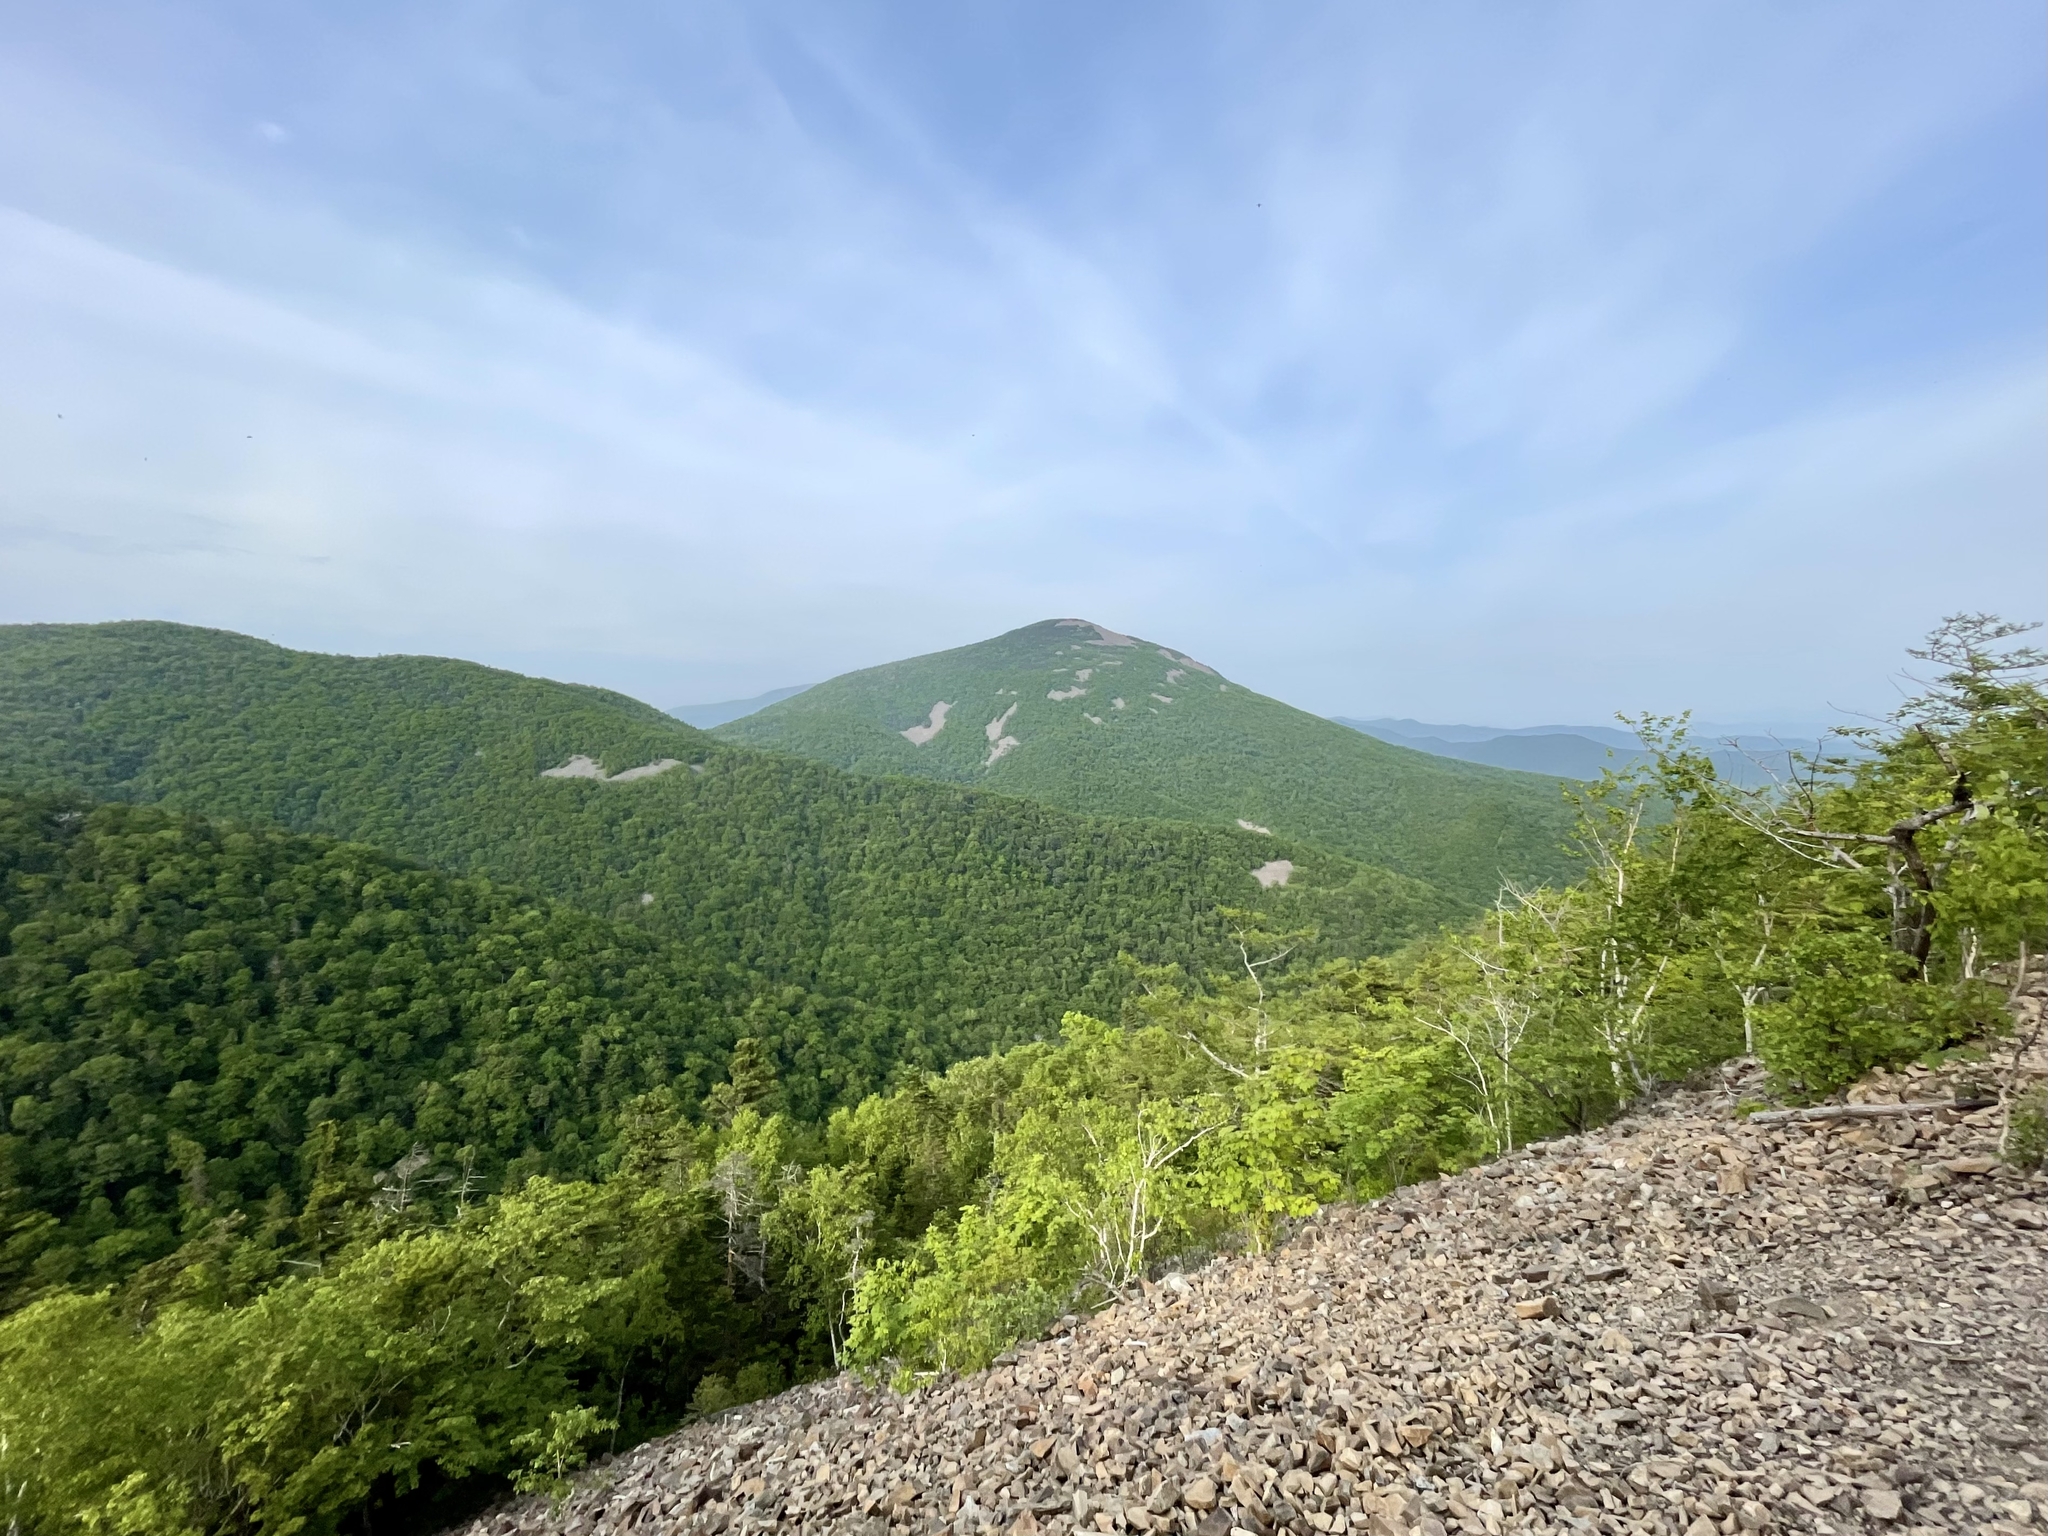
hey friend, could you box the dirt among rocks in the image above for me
[447,1055,2046,1536]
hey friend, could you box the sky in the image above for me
[1,1,2042,725]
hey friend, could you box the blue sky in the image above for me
[1,1,2041,723]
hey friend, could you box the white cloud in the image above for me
[0,1,2039,711]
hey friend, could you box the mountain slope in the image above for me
[444,1056,2047,1536]
[0,623,1451,1103]
[719,619,1578,904]
[0,791,725,1299]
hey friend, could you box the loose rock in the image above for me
[443,1048,2047,1536]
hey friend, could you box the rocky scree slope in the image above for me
[448,1048,2047,1536]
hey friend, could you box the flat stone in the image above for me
[1861,1488,1903,1521]
[1769,1295,1830,1321]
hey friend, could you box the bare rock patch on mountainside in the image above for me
[903,704,953,745]
[450,1053,2046,1536]
[987,704,1022,766]
[540,755,685,782]
[1158,648,1218,676]
[1056,619,1139,648]
[1253,860,1294,888]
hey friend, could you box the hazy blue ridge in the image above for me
[1341,717,1647,750]
[1333,716,1854,788]
[1347,728,1638,781]
[669,685,813,728]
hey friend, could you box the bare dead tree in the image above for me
[450,1147,486,1215]
[372,1145,449,1217]
[829,1211,874,1369]
[1174,915,1302,1080]
[1415,894,1555,1153]
[1569,790,1671,1096]
[1722,615,2044,976]
[1064,1108,1226,1298]
[708,1151,767,1292]
[1713,899,1777,1057]
[1722,789,1973,974]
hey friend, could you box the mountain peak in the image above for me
[1039,618,1215,675]
[719,622,1578,904]
[1049,617,1139,647]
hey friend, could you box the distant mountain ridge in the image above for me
[1335,716,1851,787]
[717,619,1580,904]
[669,685,812,729]
[1345,717,1647,749]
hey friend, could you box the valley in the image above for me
[4,11,2033,1532]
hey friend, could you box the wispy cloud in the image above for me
[0,1,2040,715]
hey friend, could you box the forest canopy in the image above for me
[0,796,726,1301]
[0,620,1462,1072]
[0,616,2040,1536]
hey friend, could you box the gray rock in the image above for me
[436,1044,2048,1536]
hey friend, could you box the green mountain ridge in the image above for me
[0,615,2036,1536]
[0,792,727,1299]
[718,617,1579,904]
[0,622,1454,1106]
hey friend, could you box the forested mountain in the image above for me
[717,618,1579,904]
[0,622,1453,1091]
[0,615,2039,1536]
[0,794,724,1299]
